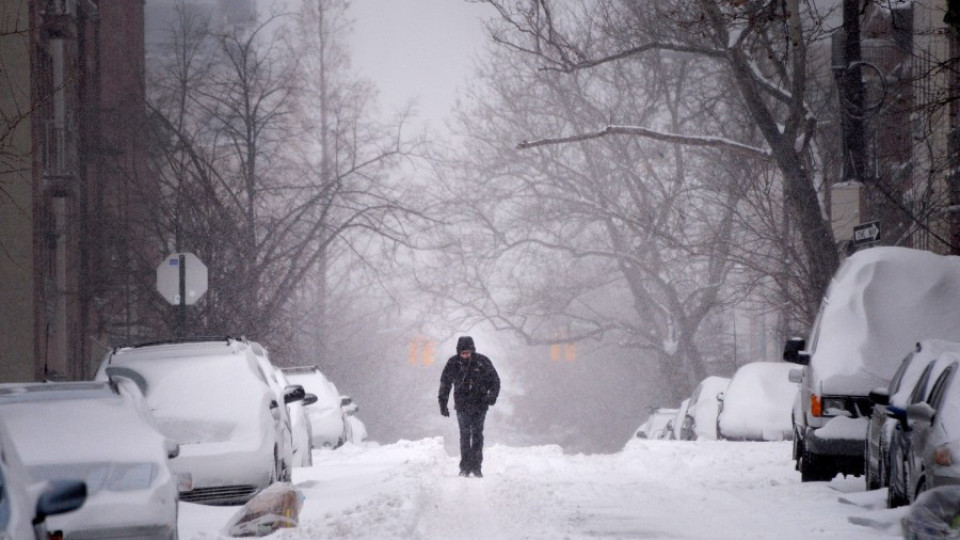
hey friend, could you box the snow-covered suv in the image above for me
[784,247,960,482]
[96,336,305,504]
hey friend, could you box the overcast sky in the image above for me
[348,0,495,132]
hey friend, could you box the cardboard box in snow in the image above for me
[223,482,304,537]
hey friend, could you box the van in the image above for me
[784,247,960,481]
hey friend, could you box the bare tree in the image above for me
[471,0,844,324]
[143,4,426,357]
[417,29,756,401]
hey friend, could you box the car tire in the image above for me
[878,446,888,488]
[886,451,909,508]
[914,476,927,503]
[270,446,281,485]
[865,441,880,490]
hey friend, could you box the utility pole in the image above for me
[835,0,867,186]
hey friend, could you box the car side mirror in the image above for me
[302,393,318,406]
[105,366,149,396]
[164,438,180,459]
[35,479,87,523]
[906,402,936,426]
[283,385,306,405]
[783,338,810,365]
[788,369,803,384]
[868,387,890,406]
[886,404,909,431]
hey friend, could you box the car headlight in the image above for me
[821,397,850,417]
[934,441,960,467]
[31,462,158,493]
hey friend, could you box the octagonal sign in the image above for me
[156,252,208,305]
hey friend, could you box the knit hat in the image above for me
[456,336,476,352]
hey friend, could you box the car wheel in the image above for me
[878,446,888,488]
[865,441,880,490]
[886,452,909,508]
[280,457,292,482]
[270,446,281,485]
[914,476,927,503]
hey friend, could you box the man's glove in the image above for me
[439,401,449,417]
[486,395,497,406]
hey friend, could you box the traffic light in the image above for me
[409,337,436,366]
[550,341,576,361]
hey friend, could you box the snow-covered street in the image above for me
[179,438,908,539]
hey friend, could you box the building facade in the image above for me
[0,0,150,381]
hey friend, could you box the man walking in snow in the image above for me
[438,336,500,477]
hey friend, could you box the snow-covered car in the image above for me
[630,408,677,442]
[275,368,317,467]
[340,396,368,445]
[892,354,960,503]
[0,381,178,539]
[865,340,960,504]
[672,398,693,440]
[96,337,303,505]
[246,344,302,477]
[0,413,86,540]
[784,247,960,482]
[281,366,348,449]
[716,362,797,441]
[686,376,731,441]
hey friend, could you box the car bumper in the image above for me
[170,442,274,494]
[928,465,960,491]
[804,424,865,457]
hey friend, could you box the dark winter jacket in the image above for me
[438,352,500,413]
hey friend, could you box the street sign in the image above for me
[156,252,208,305]
[853,220,881,246]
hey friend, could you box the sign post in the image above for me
[852,220,881,247]
[157,252,208,336]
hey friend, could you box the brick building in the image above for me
[0,0,151,381]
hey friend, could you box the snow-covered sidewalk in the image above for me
[179,438,908,539]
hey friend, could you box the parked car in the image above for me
[864,340,960,503]
[0,413,86,540]
[281,366,349,449]
[686,376,731,441]
[246,344,302,477]
[882,347,958,507]
[630,408,677,442]
[672,398,693,440]
[340,395,368,445]
[890,355,960,503]
[716,362,797,441]
[0,381,178,539]
[784,247,960,482]
[96,337,305,505]
[275,368,317,467]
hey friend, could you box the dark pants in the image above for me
[457,408,487,473]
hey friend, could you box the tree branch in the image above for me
[517,124,771,159]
